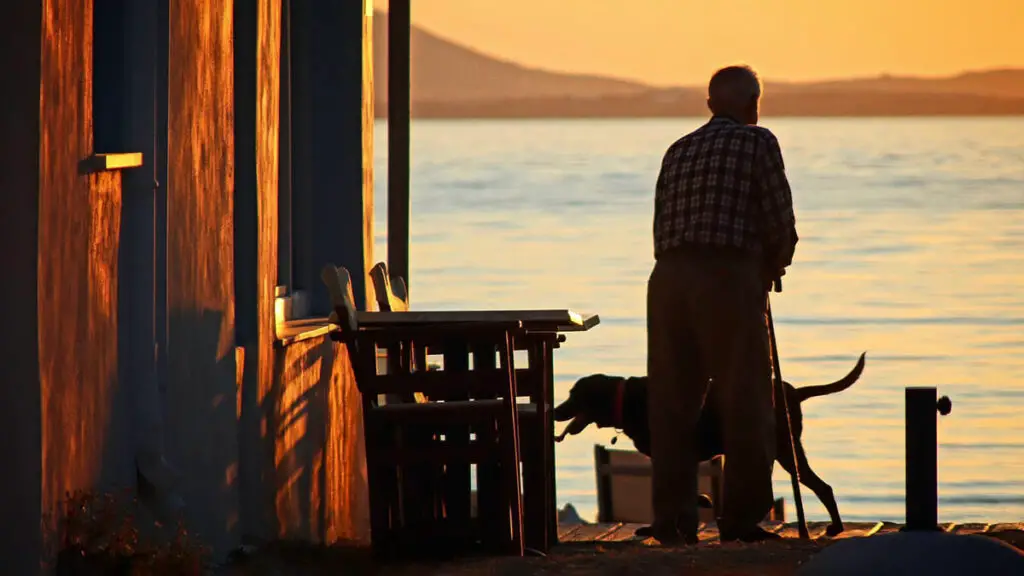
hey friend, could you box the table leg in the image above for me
[522,342,544,552]
[521,336,558,552]
[541,339,558,549]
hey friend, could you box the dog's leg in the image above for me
[778,442,844,536]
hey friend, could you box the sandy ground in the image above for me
[219,530,1024,575]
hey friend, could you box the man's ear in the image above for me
[746,96,760,124]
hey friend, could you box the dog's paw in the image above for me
[698,493,714,509]
[825,523,844,537]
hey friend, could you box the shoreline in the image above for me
[373,112,1024,121]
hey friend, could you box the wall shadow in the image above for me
[261,336,370,545]
[267,339,331,541]
[160,308,240,557]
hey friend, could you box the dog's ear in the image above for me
[553,396,578,422]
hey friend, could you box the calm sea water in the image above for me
[371,117,1024,524]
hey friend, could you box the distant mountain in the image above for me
[372,11,1024,117]
[412,91,1024,119]
[766,69,1024,99]
[372,11,649,105]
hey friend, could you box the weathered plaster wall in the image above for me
[37,0,129,552]
[250,0,372,545]
[271,338,369,543]
[241,0,371,544]
[0,0,372,567]
[164,0,239,555]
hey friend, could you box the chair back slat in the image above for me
[369,261,409,312]
[321,264,358,332]
[391,275,409,306]
[369,261,421,403]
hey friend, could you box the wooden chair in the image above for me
[367,261,433,540]
[368,261,427,404]
[367,261,554,552]
[322,264,526,559]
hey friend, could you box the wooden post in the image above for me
[387,0,412,294]
[904,387,952,531]
[0,2,44,572]
[233,0,282,539]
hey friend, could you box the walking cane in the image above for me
[767,277,810,540]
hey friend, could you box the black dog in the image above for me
[554,353,866,537]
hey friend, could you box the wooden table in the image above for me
[356,309,599,333]
[356,308,600,552]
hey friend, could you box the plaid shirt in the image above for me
[654,116,797,264]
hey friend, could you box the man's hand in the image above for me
[763,266,786,293]
[762,228,795,276]
[772,276,784,293]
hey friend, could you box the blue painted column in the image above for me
[291,0,375,314]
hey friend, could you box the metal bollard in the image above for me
[903,387,953,531]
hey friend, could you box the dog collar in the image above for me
[612,379,626,429]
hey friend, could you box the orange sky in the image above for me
[374,0,1024,86]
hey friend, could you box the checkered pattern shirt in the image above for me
[653,116,797,263]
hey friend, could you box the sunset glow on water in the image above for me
[373,117,1024,524]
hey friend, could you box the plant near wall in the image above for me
[53,489,211,575]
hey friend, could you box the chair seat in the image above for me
[375,398,504,413]
[369,398,508,424]
[368,400,541,425]
[374,442,499,465]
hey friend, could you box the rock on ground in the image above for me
[797,531,1024,576]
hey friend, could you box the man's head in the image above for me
[707,65,762,125]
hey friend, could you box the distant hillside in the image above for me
[766,69,1024,99]
[412,91,1024,119]
[372,11,649,105]
[371,12,1024,117]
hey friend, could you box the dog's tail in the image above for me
[794,352,867,403]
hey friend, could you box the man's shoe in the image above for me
[637,524,698,546]
[719,526,783,543]
[635,525,654,538]
[653,528,699,546]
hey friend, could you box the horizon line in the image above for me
[372,8,1022,88]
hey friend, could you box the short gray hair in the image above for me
[708,65,762,105]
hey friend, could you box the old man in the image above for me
[646,64,799,544]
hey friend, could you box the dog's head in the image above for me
[553,374,625,442]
